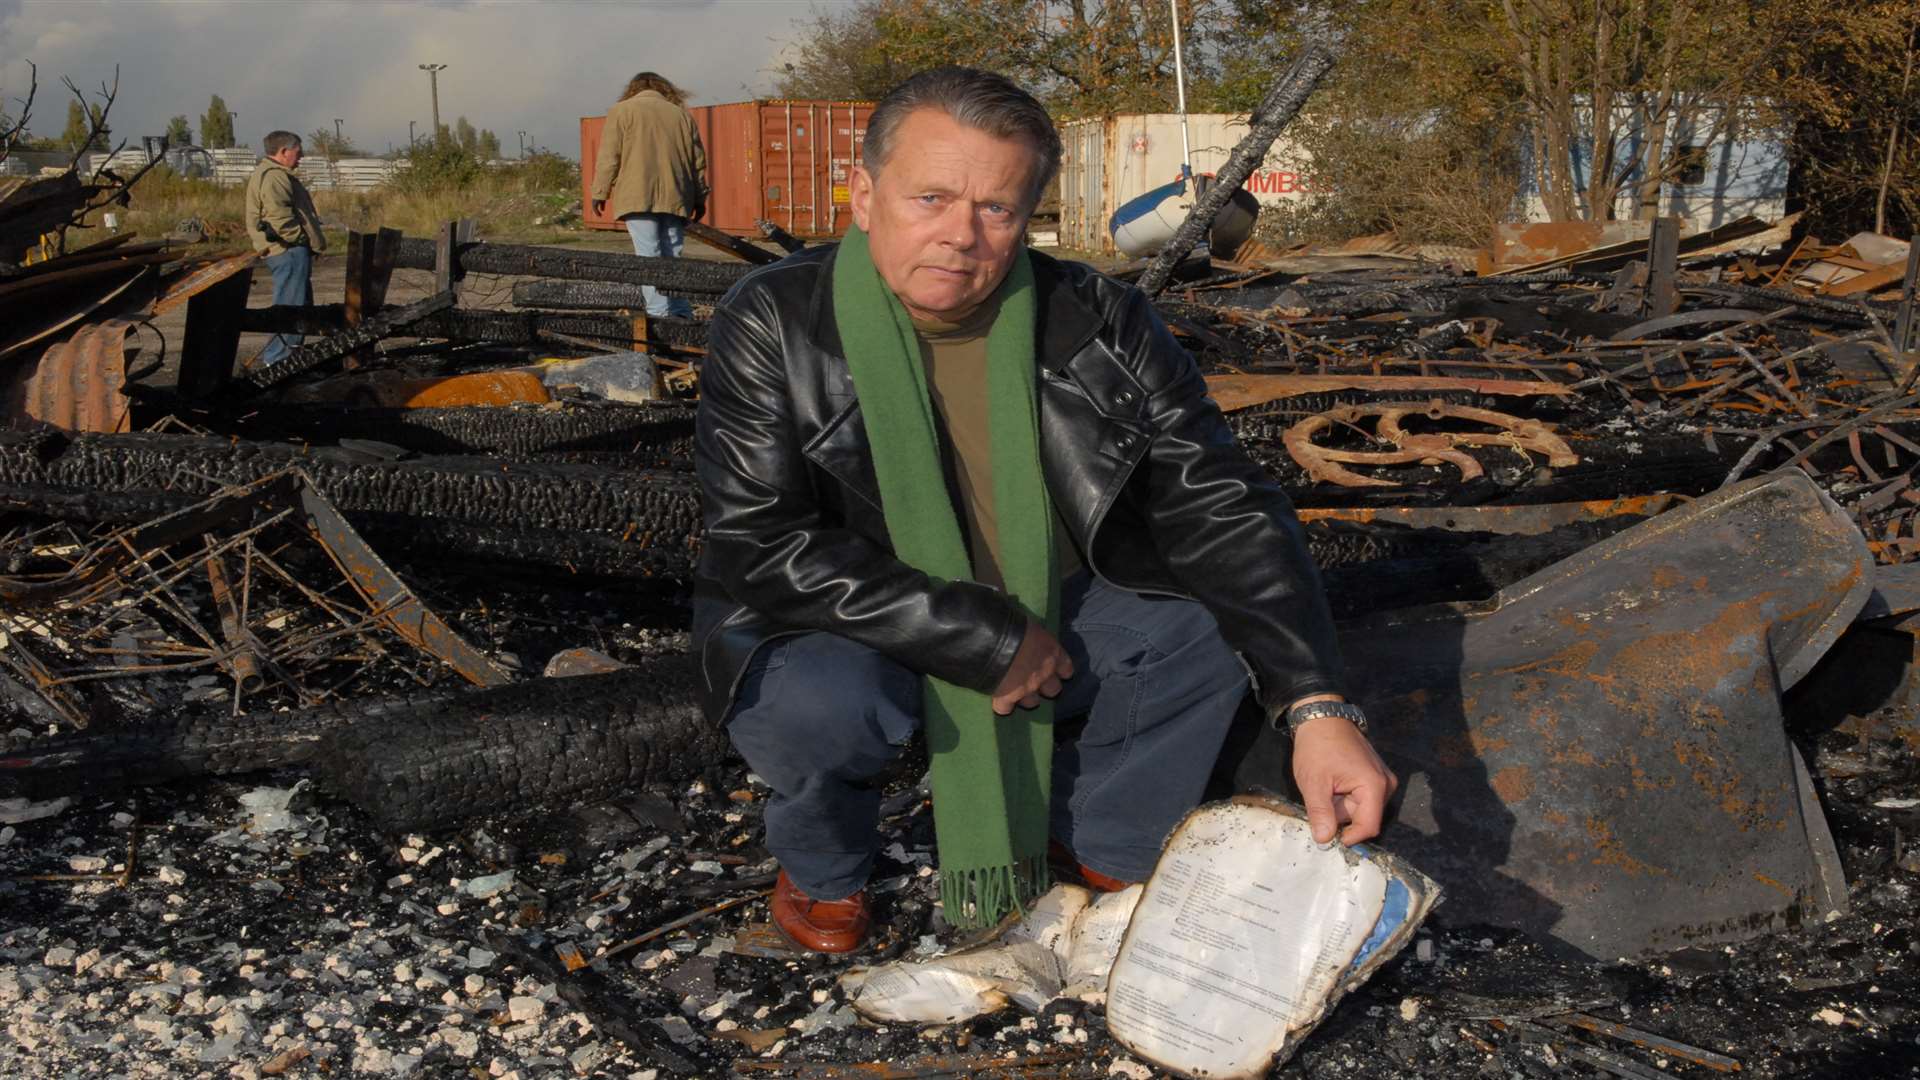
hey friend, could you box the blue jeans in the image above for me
[622,213,692,318]
[725,572,1249,900]
[260,245,313,366]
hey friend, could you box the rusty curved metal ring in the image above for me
[1284,399,1579,488]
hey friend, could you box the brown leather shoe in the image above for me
[1047,839,1138,893]
[771,870,871,954]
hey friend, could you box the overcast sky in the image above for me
[0,0,850,157]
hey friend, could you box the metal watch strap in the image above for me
[1283,700,1369,735]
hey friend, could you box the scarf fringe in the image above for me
[939,855,1051,930]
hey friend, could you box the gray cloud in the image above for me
[1,0,848,157]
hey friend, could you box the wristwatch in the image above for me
[1282,699,1369,735]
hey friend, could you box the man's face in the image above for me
[849,108,1039,322]
[271,143,303,168]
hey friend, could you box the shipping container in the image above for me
[582,99,875,239]
[1058,113,1314,254]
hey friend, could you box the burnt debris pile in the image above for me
[2,206,1919,1078]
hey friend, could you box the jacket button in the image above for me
[1116,433,1136,450]
[1115,390,1136,406]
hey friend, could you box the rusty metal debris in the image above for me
[1284,400,1578,487]
[3,318,149,433]
[1332,471,1863,959]
[149,252,258,317]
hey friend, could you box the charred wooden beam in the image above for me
[686,220,780,265]
[512,279,692,311]
[756,218,807,254]
[232,304,711,351]
[419,308,709,350]
[1,662,732,835]
[243,291,456,388]
[237,303,346,335]
[316,663,728,830]
[388,236,748,295]
[0,430,702,553]
[161,399,697,464]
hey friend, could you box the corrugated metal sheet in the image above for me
[1058,113,1315,253]
[7,319,140,433]
[582,99,875,239]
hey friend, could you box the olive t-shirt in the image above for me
[910,301,1085,591]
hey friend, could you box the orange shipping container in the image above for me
[582,99,875,239]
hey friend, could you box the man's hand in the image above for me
[990,620,1074,715]
[591,199,607,218]
[1291,707,1397,846]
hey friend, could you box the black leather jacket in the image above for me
[691,245,1345,724]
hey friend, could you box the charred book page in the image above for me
[1107,795,1440,1079]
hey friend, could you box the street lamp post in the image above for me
[333,118,343,143]
[418,64,447,142]
[408,120,417,148]
[517,131,528,158]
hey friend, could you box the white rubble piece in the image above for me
[0,795,73,824]
[542,647,632,678]
[237,780,313,834]
[839,882,1142,1025]
[1106,796,1441,1079]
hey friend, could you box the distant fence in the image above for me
[11,147,516,192]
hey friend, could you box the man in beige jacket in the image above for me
[590,72,707,318]
[244,130,327,366]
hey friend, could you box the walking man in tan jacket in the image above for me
[244,130,327,366]
[590,72,707,318]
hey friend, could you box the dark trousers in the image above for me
[260,245,313,365]
[725,571,1247,900]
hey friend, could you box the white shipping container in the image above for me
[1057,113,1314,254]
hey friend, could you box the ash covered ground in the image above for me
[3,607,1918,1080]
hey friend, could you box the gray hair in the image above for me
[262,130,302,155]
[861,66,1062,208]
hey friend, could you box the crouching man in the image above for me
[692,66,1395,953]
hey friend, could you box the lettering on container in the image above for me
[1244,170,1311,195]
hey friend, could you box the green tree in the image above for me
[477,128,501,159]
[60,98,109,152]
[165,114,193,147]
[454,116,477,154]
[774,0,1218,116]
[307,127,361,158]
[200,94,234,149]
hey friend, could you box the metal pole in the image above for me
[419,64,446,140]
[333,118,343,142]
[1896,234,1920,358]
[1169,0,1191,175]
[1645,215,1681,319]
[409,120,417,147]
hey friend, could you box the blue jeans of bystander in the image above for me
[623,213,693,318]
[259,245,313,366]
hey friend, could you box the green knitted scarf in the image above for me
[831,226,1056,929]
